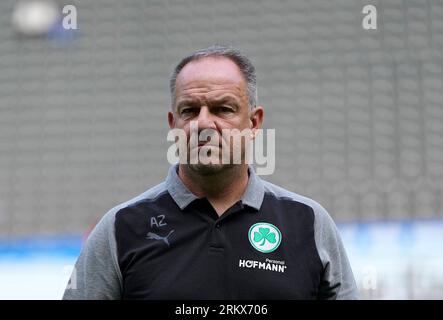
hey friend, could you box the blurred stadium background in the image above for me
[1,0,442,299]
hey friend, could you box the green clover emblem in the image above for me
[248,222,282,253]
[253,227,277,246]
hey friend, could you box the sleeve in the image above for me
[62,209,123,300]
[313,204,359,300]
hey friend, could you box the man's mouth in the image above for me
[197,141,220,148]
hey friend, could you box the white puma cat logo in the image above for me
[146,229,175,246]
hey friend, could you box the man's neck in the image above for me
[178,164,249,216]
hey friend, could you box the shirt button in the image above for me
[215,223,221,229]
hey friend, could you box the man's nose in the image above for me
[196,106,217,130]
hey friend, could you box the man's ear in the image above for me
[168,111,175,129]
[250,106,264,138]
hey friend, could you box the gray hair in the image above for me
[169,45,258,108]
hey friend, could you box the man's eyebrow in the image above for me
[176,99,200,108]
[211,95,240,104]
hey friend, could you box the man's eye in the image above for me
[216,106,234,113]
[181,108,198,115]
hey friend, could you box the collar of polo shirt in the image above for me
[165,164,265,211]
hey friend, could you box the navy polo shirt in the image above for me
[63,165,358,300]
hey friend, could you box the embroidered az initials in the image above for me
[150,214,167,228]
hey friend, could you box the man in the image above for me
[63,45,358,300]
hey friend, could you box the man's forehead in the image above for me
[176,84,246,102]
[175,57,246,91]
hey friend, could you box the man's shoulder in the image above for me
[261,180,331,221]
[101,181,169,222]
[261,180,343,263]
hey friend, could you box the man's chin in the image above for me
[188,162,233,176]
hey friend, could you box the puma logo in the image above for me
[146,229,175,246]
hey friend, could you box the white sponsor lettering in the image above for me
[238,259,287,273]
